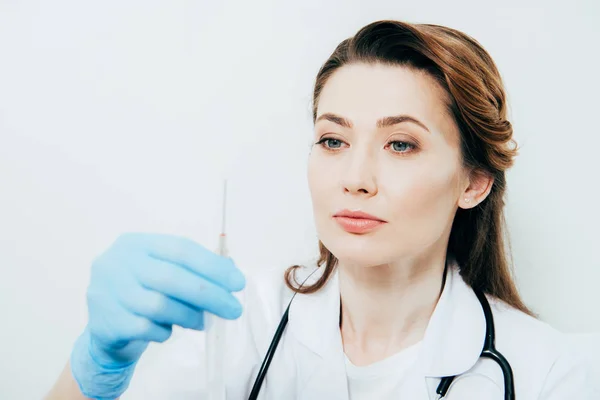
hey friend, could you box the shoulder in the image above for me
[241,264,295,313]
[241,261,321,313]
[221,263,315,397]
[490,298,563,358]
[489,298,594,397]
[233,261,320,339]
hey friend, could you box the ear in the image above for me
[459,169,494,209]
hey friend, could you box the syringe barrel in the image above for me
[204,236,230,400]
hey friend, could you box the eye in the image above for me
[388,141,415,153]
[315,137,346,150]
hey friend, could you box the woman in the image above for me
[46,20,593,399]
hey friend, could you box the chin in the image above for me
[321,234,394,267]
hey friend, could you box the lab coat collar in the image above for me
[417,259,486,378]
[287,258,486,379]
[288,264,342,357]
[287,264,349,399]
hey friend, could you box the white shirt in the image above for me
[344,341,421,400]
[123,259,597,399]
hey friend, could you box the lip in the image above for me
[332,209,387,234]
[333,209,386,221]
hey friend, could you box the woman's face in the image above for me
[307,63,469,267]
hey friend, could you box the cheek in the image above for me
[307,154,330,209]
[307,153,345,239]
[307,155,320,195]
[385,160,461,239]
[398,165,458,206]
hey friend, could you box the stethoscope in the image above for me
[247,270,515,400]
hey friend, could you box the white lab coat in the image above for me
[123,260,595,399]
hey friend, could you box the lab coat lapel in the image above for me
[288,266,349,400]
[417,260,487,398]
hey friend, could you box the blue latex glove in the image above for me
[70,233,246,399]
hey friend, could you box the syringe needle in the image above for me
[218,179,228,257]
[221,180,227,234]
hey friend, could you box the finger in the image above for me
[121,314,173,343]
[87,292,173,344]
[131,233,246,292]
[132,256,243,320]
[119,284,206,330]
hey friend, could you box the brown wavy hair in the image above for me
[285,20,532,315]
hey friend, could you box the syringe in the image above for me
[205,179,228,400]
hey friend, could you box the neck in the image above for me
[338,253,446,366]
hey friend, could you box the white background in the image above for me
[1,0,598,398]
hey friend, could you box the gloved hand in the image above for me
[69,233,246,399]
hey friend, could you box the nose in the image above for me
[340,150,378,197]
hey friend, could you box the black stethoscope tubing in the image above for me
[248,284,515,400]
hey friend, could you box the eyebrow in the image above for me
[315,112,430,133]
